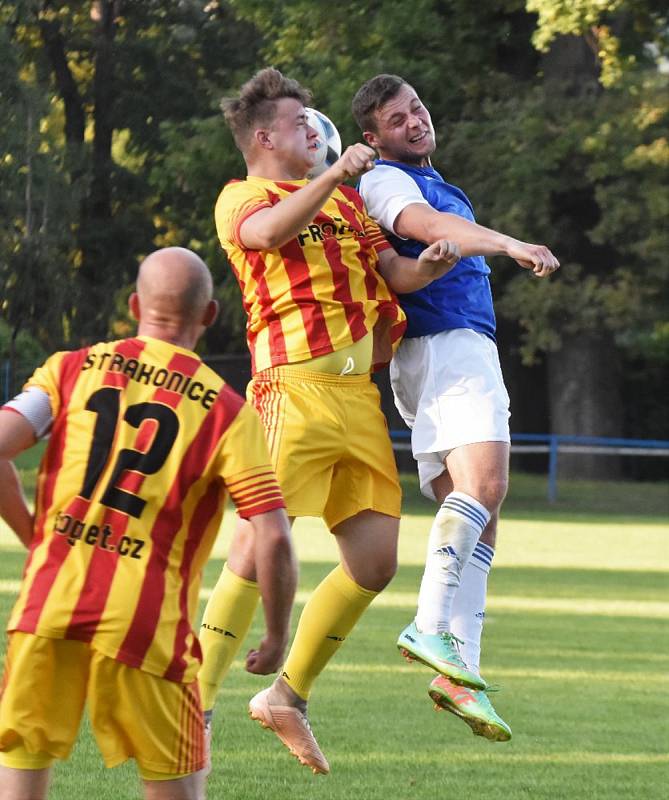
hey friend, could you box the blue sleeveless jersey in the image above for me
[375,160,496,340]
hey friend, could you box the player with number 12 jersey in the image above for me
[5,334,284,684]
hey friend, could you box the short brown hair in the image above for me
[222,67,312,152]
[352,74,408,133]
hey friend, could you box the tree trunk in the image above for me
[541,33,600,91]
[38,7,86,174]
[547,334,623,479]
[38,1,121,343]
[78,0,120,339]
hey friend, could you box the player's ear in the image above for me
[363,130,378,150]
[129,292,140,322]
[255,128,273,150]
[202,299,219,328]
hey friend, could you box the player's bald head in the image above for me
[136,247,213,323]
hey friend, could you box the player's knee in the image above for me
[381,555,398,587]
[367,554,397,592]
[489,476,509,509]
[142,768,205,800]
[346,550,397,592]
[472,476,508,513]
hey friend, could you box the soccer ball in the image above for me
[305,107,342,179]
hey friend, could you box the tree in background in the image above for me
[221,0,667,475]
[500,1,668,474]
[1,0,667,471]
[1,0,258,357]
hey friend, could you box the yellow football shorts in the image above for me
[248,367,401,529]
[0,632,205,780]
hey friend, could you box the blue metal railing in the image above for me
[390,430,669,502]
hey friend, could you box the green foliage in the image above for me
[0,318,45,363]
[0,318,46,399]
[527,0,669,85]
[0,0,666,434]
[1,0,259,350]
[439,69,668,366]
[0,20,75,349]
[225,0,534,143]
[149,115,249,351]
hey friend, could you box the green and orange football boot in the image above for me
[429,674,512,742]
[397,621,487,690]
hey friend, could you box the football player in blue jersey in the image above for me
[352,75,560,741]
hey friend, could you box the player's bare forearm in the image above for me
[394,205,559,276]
[0,411,36,548]
[240,144,376,250]
[244,508,297,674]
[378,239,460,293]
[395,204,512,256]
[240,172,342,250]
[0,461,33,548]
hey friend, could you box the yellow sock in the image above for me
[282,565,377,700]
[199,563,259,710]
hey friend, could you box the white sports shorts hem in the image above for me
[390,328,510,499]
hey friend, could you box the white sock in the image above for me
[415,492,490,635]
[450,541,494,676]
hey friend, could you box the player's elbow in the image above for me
[387,269,432,295]
[422,216,446,244]
[247,230,283,250]
[255,510,296,566]
[265,523,294,559]
[267,529,299,589]
[241,218,292,251]
[380,259,424,295]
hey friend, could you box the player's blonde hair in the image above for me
[222,67,312,152]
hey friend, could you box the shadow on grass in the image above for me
[199,558,669,599]
[1,552,666,800]
[2,555,664,605]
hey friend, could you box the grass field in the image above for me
[0,472,667,799]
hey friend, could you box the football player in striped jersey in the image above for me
[199,67,460,775]
[0,247,297,799]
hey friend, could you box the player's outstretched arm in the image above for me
[503,239,560,277]
[244,508,297,675]
[239,144,376,251]
[377,239,461,294]
[395,204,559,276]
[0,410,36,548]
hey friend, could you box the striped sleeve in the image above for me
[22,351,71,420]
[215,180,272,249]
[339,184,392,255]
[217,402,285,517]
[363,215,393,254]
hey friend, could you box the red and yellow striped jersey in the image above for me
[7,336,284,684]
[215,177,406,374]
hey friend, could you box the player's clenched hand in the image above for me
[416,239,461,280]
[508,241,560,278]
[329,143,375,181]
[245,634,287,675]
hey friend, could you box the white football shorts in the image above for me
[390,328,510,498]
